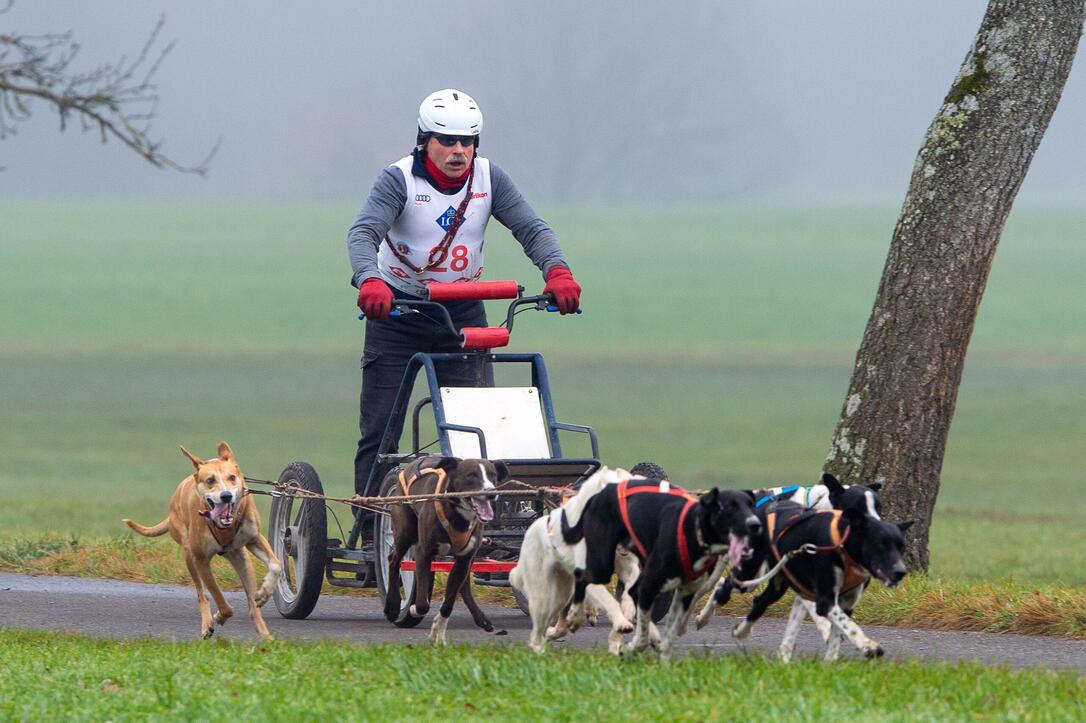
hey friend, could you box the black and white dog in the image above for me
[562,477,761,659]
[510,466,641,655]
[729,495,911,661]
[694,474,883,631]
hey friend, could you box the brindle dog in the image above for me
[383,455,508,645]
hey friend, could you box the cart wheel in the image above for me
[374,475,432,628]
[513,587,531,616]
[270,462,327,619]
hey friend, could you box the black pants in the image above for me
[354,292,493,497]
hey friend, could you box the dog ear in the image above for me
[896,520,914,535]
[699,488,721,508]
[843,504,867,527]
[216,441,235,463]
[821,473,845,493]
[866,481,884,492]
[743,489,757,504]
[432,456,460,474]
[492,460,510,483]
[180,445,205,469]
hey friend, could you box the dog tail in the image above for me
[509,564,523,592]
[558,466,620,545]
[123,517,170,537]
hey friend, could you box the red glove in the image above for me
[357,277,394,320]
[543,266,581,315]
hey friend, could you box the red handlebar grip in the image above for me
[426,281,521,302]
[460,327,511,350]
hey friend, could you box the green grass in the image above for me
[1,201,1084,589]
[1,629,1083,721]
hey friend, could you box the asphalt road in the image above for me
[2,572,1084,673]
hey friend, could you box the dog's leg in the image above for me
[615,551,639,623]
[192,555,233,633]
[383,536,410,622]
[429,555,470,647]
[823,626,844,662]
[225,549,273,641]
[586,584,633,632]
[778,596,808,663]
[733,578,787,639]
[245,534,282,609]
[183,550,215,639]
[798,597,833,643]
[693,558,726,630]
[825,604,882,659]
[410,552,435,620]
[624,566,664,656]
[459,572,494,633]
[658,589,693,663]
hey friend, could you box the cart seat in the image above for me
[440,386,551,459]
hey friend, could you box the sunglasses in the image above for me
[433,134,477,148]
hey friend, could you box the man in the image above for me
[346,88,581,499]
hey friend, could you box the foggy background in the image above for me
[2,1,1084,206]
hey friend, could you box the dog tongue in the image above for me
[728,536,747,568]
[471,498,494,522]
[212,502,231,523]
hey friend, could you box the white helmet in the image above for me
[417,89,483,137]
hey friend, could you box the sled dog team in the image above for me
[125,444,910,661]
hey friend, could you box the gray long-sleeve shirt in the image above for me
[347,157,567,289]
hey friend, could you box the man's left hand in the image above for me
[543,266,581,314]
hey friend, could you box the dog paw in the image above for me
[254,589,271,608]
[695,611,712,630]
[214,608,233,625]
[202,626,215,639]
[732,620,752,639]
[567,606,585,633]
[614,619,634,635]
[865,643,885,659]
[479,619,494,633]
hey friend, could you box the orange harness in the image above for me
[766,508,868,601]
[617,479,714,583]
[399,467,480,555]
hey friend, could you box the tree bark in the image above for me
[823,0,1084,570]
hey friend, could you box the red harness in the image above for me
[617,479,716,583]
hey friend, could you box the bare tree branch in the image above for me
[0,7,217,174]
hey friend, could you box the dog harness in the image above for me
[765,508,868,601]
[755,485,803,508]
[617,479,715,584]
[398,466,480,556]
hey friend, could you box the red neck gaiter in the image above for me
[425,155,473,192]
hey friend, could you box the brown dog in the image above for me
[123,441,282,640]
[383,455,508,645]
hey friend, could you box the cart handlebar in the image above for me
[357,282,581,350]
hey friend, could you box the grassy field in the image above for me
[2,629,1083,721]
[1,201,1084,591]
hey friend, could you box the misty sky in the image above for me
[2,1,1084,205]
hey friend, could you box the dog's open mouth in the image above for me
[470,496,494,522]
[201,498,236,528]
[727,534,751,568]
[875,569,900,588]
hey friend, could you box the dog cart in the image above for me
[265,281,600,621]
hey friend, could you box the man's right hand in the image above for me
[357,277,394,320]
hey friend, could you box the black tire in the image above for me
[270,462,327,619]
[374,474,429,627]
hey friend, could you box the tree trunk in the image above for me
[823,0,1084,570]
